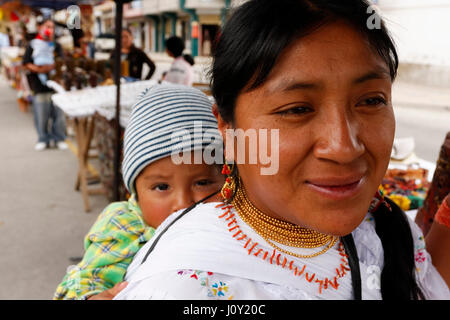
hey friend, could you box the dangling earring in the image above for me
[220,161,236,202]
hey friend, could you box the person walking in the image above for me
[22,18,67,151]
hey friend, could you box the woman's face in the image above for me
[122,30,133,50]
[217,21,395,236]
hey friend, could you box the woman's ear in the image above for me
[212,104,234,164]
[212,104,230,140]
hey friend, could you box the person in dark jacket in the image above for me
[111,28,155,81]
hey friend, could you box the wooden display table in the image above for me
[52,80,156,212]
[72,116,105,212]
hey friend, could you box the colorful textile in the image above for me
[380,169,430,211]
[54,194,154,300]
[417,132,450,233]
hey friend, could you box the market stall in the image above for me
[383,138,437,221]
[0,0,133,209]
[52,79,156,211]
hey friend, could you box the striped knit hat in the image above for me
[122,83,222,193]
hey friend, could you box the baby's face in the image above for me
[135,156,224,228]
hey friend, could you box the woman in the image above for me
[111,28,156,81]
[115,0,449,300]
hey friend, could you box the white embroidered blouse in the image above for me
[114,202,450,300]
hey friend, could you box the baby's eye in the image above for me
[152,183,170,191]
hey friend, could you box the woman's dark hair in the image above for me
[165,36,185,57]
[183,53,195,66]
[373,198,425,300]
[211,0,423,300]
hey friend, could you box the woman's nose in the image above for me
[313,112,365,164]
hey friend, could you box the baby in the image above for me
[54,84,224,299]
[31,27,56,85]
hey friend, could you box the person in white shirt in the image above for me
[163,36,194,86]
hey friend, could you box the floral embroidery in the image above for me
[415,235,426,251]
[177,269,190,276]
[215,203,349,295]
[176,269,233,299]
[415,249,426,263]
[211,281,228,297]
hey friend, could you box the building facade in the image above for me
[122,0,231,57]
[376,0,450,85]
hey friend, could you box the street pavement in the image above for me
[0,75,448,300]
[0,77,108,300]
[392,80,450,163]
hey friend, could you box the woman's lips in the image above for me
[305,176,365,200]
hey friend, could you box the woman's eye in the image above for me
[277,106,313,116]
[358,97,387,107]
[152,183,170,191]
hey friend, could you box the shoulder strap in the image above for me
[341,234,362,300]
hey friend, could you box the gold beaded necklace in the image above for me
[231,179,338,258]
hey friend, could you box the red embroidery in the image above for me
[225,213,235,221]
[282,257,287,268]
[237,234,247,241]
[254,248,263,257]
[328,277,339,290]
[248,242,258,255]
[227,219,237,227]
[316,279,324,294]
[218,211,229,219]
[297,265,306,276]
[232,230,242,238]
[305,273,315,282]
[270,249,276,264]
